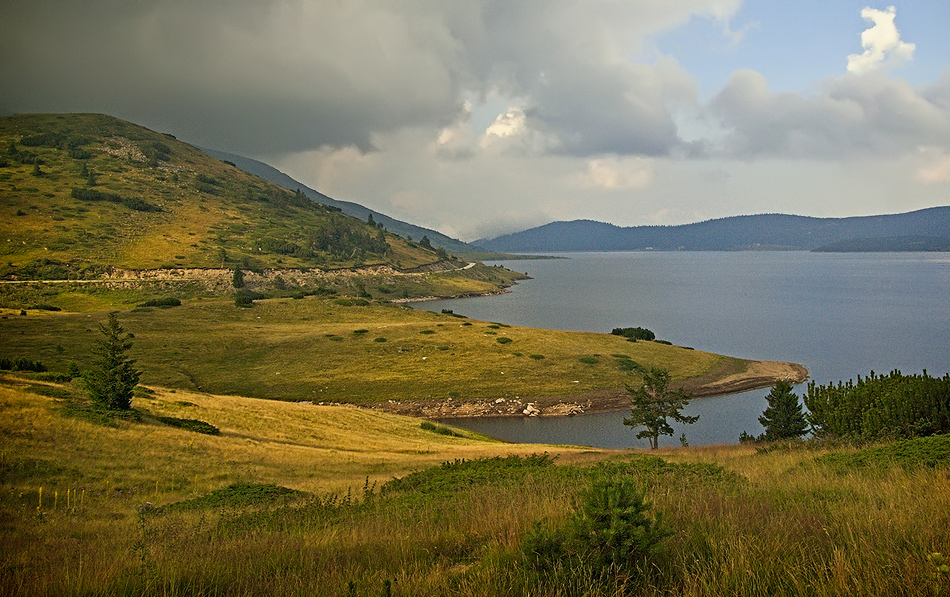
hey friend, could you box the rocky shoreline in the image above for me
[367,360,809,420]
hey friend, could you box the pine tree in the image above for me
[758,380,809,441]
[83,313,140,410]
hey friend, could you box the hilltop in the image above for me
[478,208,950,253]
[0,113,525,305]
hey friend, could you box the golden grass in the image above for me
[0,296,761,408]
[2,376,949,596]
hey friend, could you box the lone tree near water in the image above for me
[83,312,140,410]
[757,380,809,441]
[624,368,698,449]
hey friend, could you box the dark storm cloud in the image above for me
[0,0,723,157]
[0,0,464,154]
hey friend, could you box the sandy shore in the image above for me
[368,359,808,419]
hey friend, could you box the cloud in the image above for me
[847,6,916,74]
[709,70,950,159]
[917,151,950,183]
[576,156,654,190]
[0,0,735,158]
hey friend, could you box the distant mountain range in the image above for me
[203,148,483,254]
[477,207,950,253]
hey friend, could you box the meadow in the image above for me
[0,295,756,408]
[2,374,948,596]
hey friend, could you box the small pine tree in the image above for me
[758,380,809,441]
[232,267,244,288]
[83,313,140,410]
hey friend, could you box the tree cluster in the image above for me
[804,370,950,439]
[611,327,655,341]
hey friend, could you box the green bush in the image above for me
[496,337,513,344]
[155,415,220,435]
[611,327,655,341]
[579,357,599,365]
[420,421,463,437]
[529,354,545,360]
[0,357,47,372]
[333,298,370,307]
[141,297,181,308]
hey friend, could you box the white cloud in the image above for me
[846,6,916,74]
[917,150,950,183]
[576,156,654,190]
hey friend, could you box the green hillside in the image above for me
[0,113,457,277]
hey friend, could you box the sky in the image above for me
[2,1,949,241]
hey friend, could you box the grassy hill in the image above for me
[0,295,790,409]
[0,113,472,277]
[2,374,948,596]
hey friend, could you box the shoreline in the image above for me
[368,360,808,420]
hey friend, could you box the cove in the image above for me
[421,251,950,448]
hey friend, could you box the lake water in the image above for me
[420,252,950,449]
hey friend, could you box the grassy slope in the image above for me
[2,377,948,596]
[0,113,449,272]
[0,296,740,405]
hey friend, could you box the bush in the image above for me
[611,327,655,341]
[155,416,220,435]
[141,297,181,308]
[420,421,463,437]
[579,357,599,365]
[496,337,513,344]
[0,357,47,372]
[234,295,254,307]
[529,354,545,360]
[333,298,370,307]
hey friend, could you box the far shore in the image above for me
[368,360,808,420]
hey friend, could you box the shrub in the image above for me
[352,329,369,335]
[141,297,181,308]
[420,421,463,437]
[0,357,47,372]
[579,357,599,365]
[334,298,370,307]
[611,327,655,341]
[155,416,220,435]
[234,295,254,307]
[496,337,513,344]
[30,304,61,311]
[529,354,546,360]
[374,337,387,342]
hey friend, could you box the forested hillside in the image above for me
[479,208,950,252]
